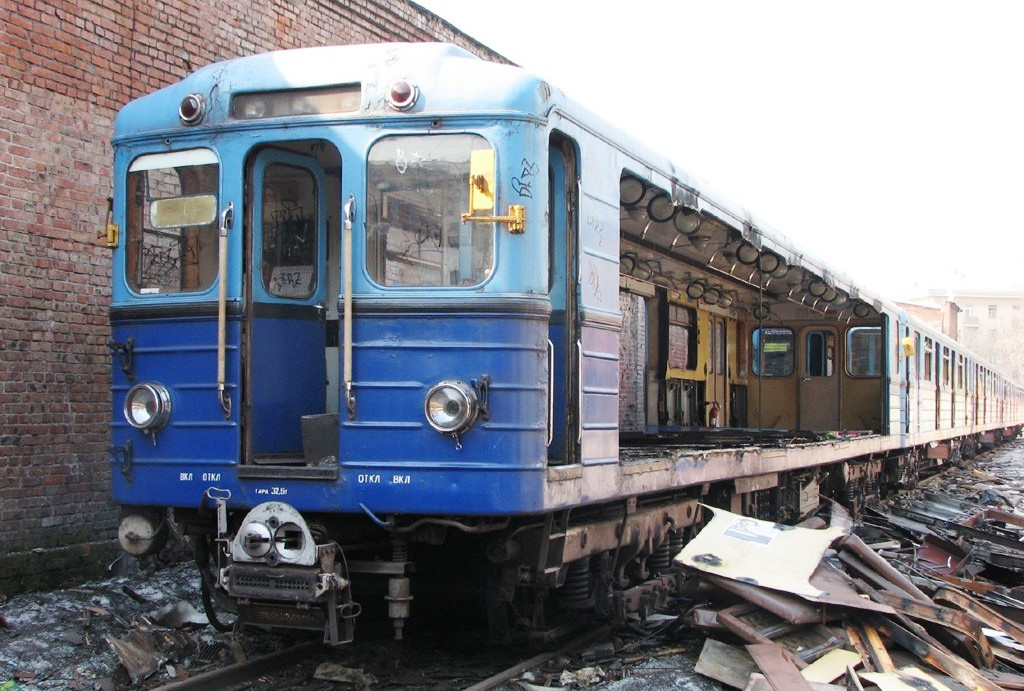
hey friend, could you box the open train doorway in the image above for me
[243,144,339,464]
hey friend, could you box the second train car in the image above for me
[108,43,1023,643]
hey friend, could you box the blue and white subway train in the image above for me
[108,43,1023,643]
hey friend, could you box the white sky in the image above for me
[416,0,1024,299]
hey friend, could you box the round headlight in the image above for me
[124,383,172,432]
[240,521,274,558]
[424,380,479,434]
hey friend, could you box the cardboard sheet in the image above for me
[677,506,847,598]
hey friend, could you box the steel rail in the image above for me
[154,640,323,691]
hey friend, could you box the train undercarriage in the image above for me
[118,428,1020,646]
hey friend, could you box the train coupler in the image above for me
[217,501,360,644]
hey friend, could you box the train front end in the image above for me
[108,44,553,642]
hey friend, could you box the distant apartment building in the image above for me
[900,288,1024,383]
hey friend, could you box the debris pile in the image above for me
[678,448,1024,690]
[0,562,286,689]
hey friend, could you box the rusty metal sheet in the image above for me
[871,616,1003,691]
[677,506,846,598]
[917,534,970,575]
[933,586,1024,648]
[875,592,995,668]
[745,643,814,691]
[838,533,932,602]
[704,574,824,624]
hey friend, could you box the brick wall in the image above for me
[0,0,504,595]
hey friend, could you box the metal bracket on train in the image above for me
[109,440,134,482]
[107,338,135,380]
[473,374,491,421]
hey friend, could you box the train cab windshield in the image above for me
[365,133,495,287]
[125,149,220,295]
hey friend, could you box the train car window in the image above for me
[751,328,794,377]
[125,149,219,294]
[957,355,965,389]
[261,163,318,298]
[667,304,697,370]
[365,134,494,287]
[805,330,834,377]
[846,326,882,377]
[941,346,951,387]
[923,337,934,381]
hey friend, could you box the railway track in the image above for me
[148,621,627,690]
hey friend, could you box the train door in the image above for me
[798,327,839,431]
[707,316,728,426]
[547,134,580,465]
[244,149,329,463]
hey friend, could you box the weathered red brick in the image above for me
[0,0,505,595]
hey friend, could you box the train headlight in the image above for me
[424,380,479,434]
[240,521,274,558]
[124,382,172,432]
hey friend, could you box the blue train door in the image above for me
[244,149,329,463]
[548,134,580,465]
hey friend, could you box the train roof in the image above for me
[113,42,1012,376]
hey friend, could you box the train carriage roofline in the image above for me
[114,41,890,318]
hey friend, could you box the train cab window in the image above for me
[805,330,834,377]
[847,326,882,377]
[751,328,794,377]
[261,163,318,298]
[125,149,219,294]
[667,304,697,370]
[365,134,495,287]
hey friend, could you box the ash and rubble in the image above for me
[512,438,1024,690]
[0,559,290,689]
[3,439,1024,690]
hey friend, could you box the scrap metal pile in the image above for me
[680,442,1024,691]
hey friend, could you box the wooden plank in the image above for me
[800,648,862,683]
[844,623,877,673]
[695,638,757,689]
[862,623,896,673]
[743,674,845,691]
[745,643,814,691]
